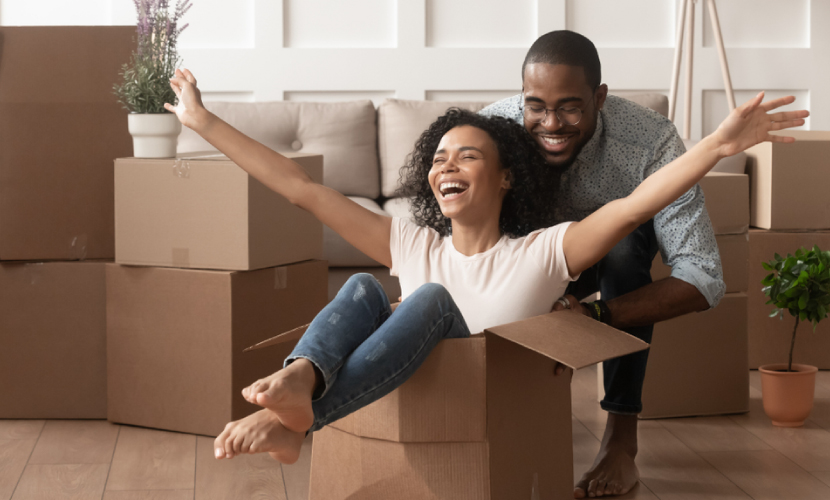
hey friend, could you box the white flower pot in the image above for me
[128,113,182,158]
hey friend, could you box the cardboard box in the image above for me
[106,260,327,436]
[634,292,749,419]
[746,131,830,230]
[651,233,749,293]
[0,261,108,418]
[248,312,648,499]
[748,229,830,368]
[698,172,749,235]
[0,27,134,261]
[115,152,324,271]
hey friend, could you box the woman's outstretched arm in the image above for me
[165,69,392,268]
[562,92,809,277]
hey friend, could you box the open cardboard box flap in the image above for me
[245,309,648,368]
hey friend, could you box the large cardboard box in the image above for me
[651,233,749,293]
[0,261,108,418]
[106,260,327,436]
[745,131,830,230]
[635,292,749,419]
[698,172,749,235]
[115,152,323,271]
[0,27,133,261]
[248,313,648,499]
[748,229,830,368]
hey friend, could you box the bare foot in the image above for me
[574,413,640,498]
[214,409,305,464]
[241,359,318,433]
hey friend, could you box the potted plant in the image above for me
[759,245,830,427]
[114,0,192,158]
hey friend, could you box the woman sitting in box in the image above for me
[166,68,806,469]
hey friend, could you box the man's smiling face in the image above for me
[522,63,607,169]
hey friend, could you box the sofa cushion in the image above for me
[378,99,490,197]
[382,197,412,220]
[177,100,380,199]
[324,197,389,267]
[615,93,669,118]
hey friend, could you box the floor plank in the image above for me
[106,426,196,491]
[28,420,120,465]
[660,416,771,453]
[0,422,44,441]
[700,450,830,500]
[0,439,37,500]
[194,436,285,500]
[280,435,312,500]
[636,427,751,500]
[570,417,661,499]
[731,393,830,472]
[103,490,194,500]
[11,464,109,500]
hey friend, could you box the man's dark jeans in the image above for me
[567,220,659,414]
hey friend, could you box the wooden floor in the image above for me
[3,367,830,500]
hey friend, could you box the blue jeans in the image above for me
[285,274,471,433]
[568,220,659,414]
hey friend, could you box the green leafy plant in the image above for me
[761,245,830,372]
[114,0,192,113]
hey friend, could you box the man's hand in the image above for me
[550,294,590,376]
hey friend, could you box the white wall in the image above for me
[2,0,826,139]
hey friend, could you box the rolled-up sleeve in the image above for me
[648,130,726,308]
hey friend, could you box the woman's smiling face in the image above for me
[427,125,510,224]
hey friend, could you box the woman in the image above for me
[164,68,807,464]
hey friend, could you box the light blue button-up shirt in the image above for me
[480,94,725,307]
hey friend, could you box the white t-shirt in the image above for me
[390,217,577,334]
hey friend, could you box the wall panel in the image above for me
[284,0,396,48]
[0,0,825,138]
[703,0,809,48]
[425,0,536,48]
[566,0,676,48]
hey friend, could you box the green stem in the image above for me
[788,316,800,372]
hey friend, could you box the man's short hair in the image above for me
[522,30,601,89]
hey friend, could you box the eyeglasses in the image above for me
[522,103,584,126]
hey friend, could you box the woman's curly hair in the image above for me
[396,108,559,238]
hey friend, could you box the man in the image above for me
[480,30,725,499]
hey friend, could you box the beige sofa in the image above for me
[177,95,745,301]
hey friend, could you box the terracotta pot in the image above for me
[759,363,817,427]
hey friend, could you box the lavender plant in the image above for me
[114,0,192,113]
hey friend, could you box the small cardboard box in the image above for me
[106,259,327,436]
[651,233,749,293]
[748,229,830,368]
[698,172,749,235]
[746,131,830,230]
[0,261,108,418]
[115,152,324,271]
[635,292,749,419]
[247,312,648,499]
[0,27,134,261]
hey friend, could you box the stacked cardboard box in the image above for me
[107,152,328,436]
[745,132,830,368]
[637,172,751,418]
[0,27,134,418]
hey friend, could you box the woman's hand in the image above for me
[164,68,211,132]
[712,92,809,158]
